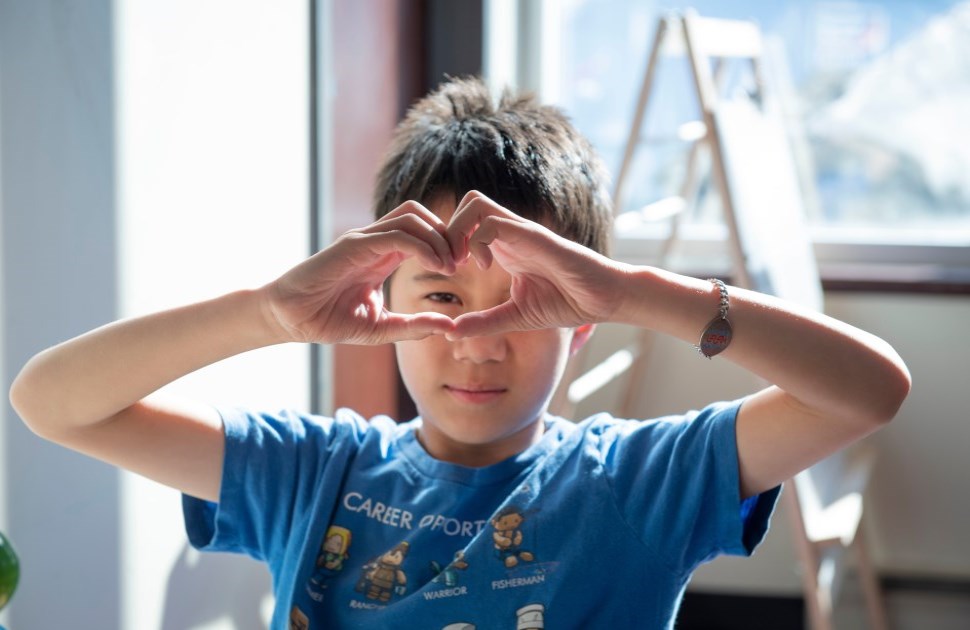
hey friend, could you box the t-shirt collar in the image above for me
[395,414,572,486]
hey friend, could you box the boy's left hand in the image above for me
[445,191,626,338]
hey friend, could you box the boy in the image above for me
[10,77,910,628]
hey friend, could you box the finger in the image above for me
[379,199,448,234]
[382,312,456,342]
[447,191,522,262]
[469,214,538,269]
[358,230,446,273]
[447,300,524,339]
[467,239,493,270]
[447,191,495,261]
[365,213,454,271]
[452,189,489,216]
[375,200,452,265]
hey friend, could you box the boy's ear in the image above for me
[569,324,596,355]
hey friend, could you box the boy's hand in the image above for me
[264,202,457,345]
[445,191,626,338]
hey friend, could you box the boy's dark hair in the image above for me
[373,76,613,255]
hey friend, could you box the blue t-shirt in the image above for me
[183,400,780,629]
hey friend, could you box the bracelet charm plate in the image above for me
[698,316,732,358]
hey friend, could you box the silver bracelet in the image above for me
[697,278,732,358]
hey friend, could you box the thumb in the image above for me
[384,312,456,342]
[447,301,524,339]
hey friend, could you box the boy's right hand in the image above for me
[9,201,454,503]
[263,202,457,345]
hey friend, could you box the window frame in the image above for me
[484,0,970,294]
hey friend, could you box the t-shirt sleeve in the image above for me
[599,399,781,573]
[182,407,365,565]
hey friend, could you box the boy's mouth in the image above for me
[443,384,508,404]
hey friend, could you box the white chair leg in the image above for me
[852,526,889,630]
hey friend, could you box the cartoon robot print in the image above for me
[309,525,352,589]
[516,603,546,629]
[491,506,534,569]
[439,603,546,630]
[355,541,410,602]
[430,550,469,587]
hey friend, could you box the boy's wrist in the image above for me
[200,288,294,352]
[610,266,719,344]
[610,264,662,328]
[250,284,298,346]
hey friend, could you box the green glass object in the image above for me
[0,530,18,611]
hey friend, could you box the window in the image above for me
[487,0,970,284]
[115,2,308,625]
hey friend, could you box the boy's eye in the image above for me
[426,292,461,305]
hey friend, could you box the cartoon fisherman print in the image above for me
[490,506,535,569]
[309,525,352,590]
[355,541,410,602]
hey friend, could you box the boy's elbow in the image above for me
[9,358,58,440]
[10,365,39,434]
[868,356,912,427]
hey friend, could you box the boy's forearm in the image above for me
[10,288,285,435]
[612,265,910,424]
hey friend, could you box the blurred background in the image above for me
[1,1,968,628]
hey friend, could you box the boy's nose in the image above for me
[451,333,508,364]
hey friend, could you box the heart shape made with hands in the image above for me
[268,190,609,347]
[374,227,522,342]
[377,193,606,342]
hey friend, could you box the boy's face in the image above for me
[387,196,581,467]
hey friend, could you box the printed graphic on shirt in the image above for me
[490,506,535,569]
[308,525,352,590]
[516,603,546,629]
[342,490,488,537]
[430,550,469,587]
[490,568,550,591]
[422,549,471,601]
[289,605,310,630]
[438,602,546,630]
[354,541,410,603]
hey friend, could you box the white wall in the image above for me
[1,1,309,628]
[827,293,970,579]
[1,2,122,627]
[0,25,7,625]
